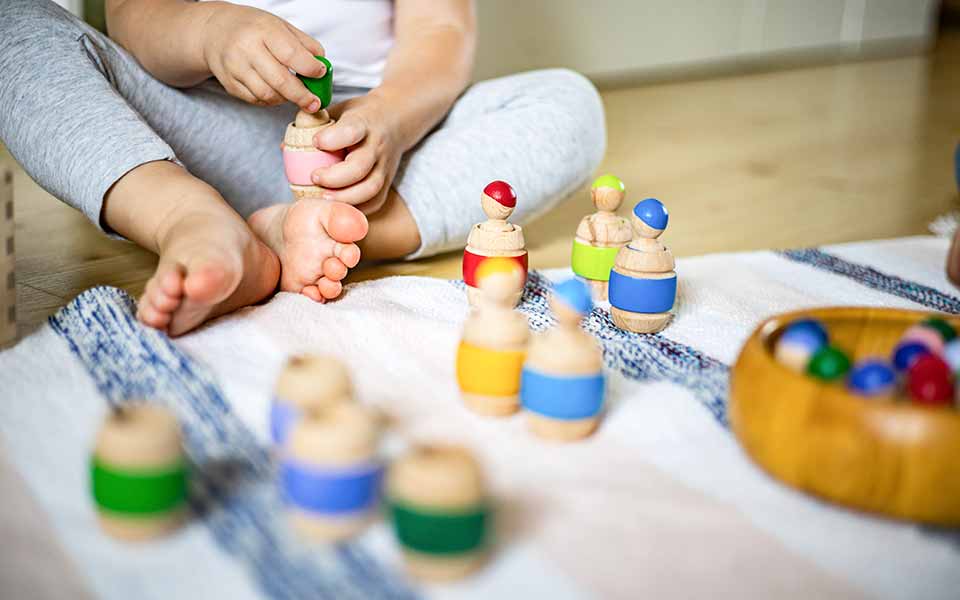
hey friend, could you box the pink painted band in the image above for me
[283,147,345,185]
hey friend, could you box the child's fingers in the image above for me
[253,49,320,112]
[267,31,326,78]
[311,147,376,188]
[222,77,265,107]
[284,23,325,60]
[319,164,387,205]
[235,70,284,106]
[314,114,368,152]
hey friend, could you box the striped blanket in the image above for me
[1,236,959,599]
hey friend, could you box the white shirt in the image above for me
[211,0,395,88]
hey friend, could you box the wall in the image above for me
[473,0,940,84]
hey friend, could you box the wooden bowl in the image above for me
[730,307,960,526]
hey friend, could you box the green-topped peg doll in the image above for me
[570,175,632,301]
[283,55,344,199]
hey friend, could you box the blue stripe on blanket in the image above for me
[456,272,731,426]
[779,248,960,314]
[48,287,416,600]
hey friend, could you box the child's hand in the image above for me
[309,93,407,214]
[202,2,327,112]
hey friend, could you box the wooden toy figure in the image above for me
[91,404,188,541]
[608,198,677,334]
[462,181,528,307]
[280,403,383,541]
[387,445,490,581]
[521,278,605,441]
[272,354,353,447]
[1,167,13,349]
[456,257,529,416]
[571,175,632,301]
[282,56,345,199]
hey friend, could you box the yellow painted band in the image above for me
[456,342,525,396]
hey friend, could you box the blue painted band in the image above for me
[520,369,604,420]
[270,399,298,446]
[281,460,383,515]
[608,270,676,313]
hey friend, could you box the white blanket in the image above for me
[2,235,960,600]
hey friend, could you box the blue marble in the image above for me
[847,359,896,396]
[892,341,931,372]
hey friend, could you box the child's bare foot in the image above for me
[137,212,280,335]
[101,161,281,336]
[248,199,368,302]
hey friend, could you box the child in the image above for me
[0,0,604,335]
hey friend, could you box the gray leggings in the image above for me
[0,1,605,258]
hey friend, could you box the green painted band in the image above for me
[298,55,333,108]
[571,240,620,281]
[389,501,488,555]
[91,458,188,515]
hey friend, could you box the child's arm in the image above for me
[106,0,326,112]
[311,0,476,213]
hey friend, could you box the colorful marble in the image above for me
[943,339,960,373]
[907,354,954,406]
[892,341,932,372]
[921,317,956,342]
[806,346,851,381]
[846,360,896,397]
[774,319,829,372]
[900,324,946,356]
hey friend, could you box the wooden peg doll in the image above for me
[462,181,528,307]
[456,257,529,416]
[91,404,188,541]
[571,175,632,301]
[520,279,605,441]
[282,56,345,199]
[387,445,490,581]
[271,354,353,447]
[280,403,383,541]
[608,198,677,334]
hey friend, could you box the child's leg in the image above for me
[360,69,606,260]
[0,1,364,332]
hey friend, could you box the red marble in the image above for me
[907,354,954,406]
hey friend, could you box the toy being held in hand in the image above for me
[282,56,345,199]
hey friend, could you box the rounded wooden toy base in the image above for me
[585,278,608,302]
[466,286,522,308]
[289,508,372,542]
[401,548,487,582]
[526,413,598,441]
[97,507,186,542]
[610,308,672,333]
[462,392,519,417]
[731,306,960,526]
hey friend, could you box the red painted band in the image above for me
[462,250,528,288]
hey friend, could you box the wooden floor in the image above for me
[6,32,960,338]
